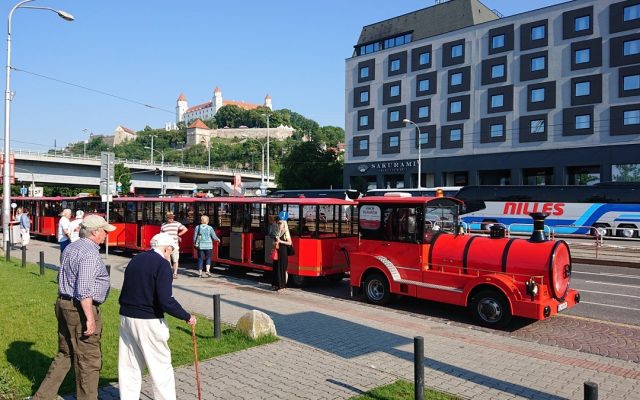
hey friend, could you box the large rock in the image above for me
[236,310,277,339]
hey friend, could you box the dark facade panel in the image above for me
[383,81,402,105]
[447,95,470,122]
[352,135,370,157]
[520,50,548,82]
[357,108,374,131]
[519,114,548,143]
[353,85,370,108]
[610,103,640,135]
[447,66,471,94]
[610,0,640,34]
[487,85,514,114]
[619,64,640,98]
[410,99,431,124]
[441,124,464,149]
[415,71,437,97]
[562,6,593,39]
[610,32,640,67]
[387,105,407,129]
[357,59,375,83]
[481,56,508,85]
[414,124,437,149]
[388,51,408,77]
[520,19,548,51]
[527,81,556,111]
[570,37,603,71]
[571,74,602,106]
[382,132,401,154]
[488,24,514,55]
[442,38,465,67]
[481,116,507,143]
[411,44,432,71]
[563,105,595,136]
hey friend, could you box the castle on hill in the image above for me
[176,87,272,125]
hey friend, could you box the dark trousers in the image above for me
[33,298,103,400]
[272,246,288,289]
[197,248,213,270]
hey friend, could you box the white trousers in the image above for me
[20,228,30,246]
[118,316,176,400]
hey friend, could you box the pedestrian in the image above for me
[272,211,292,292]
[160,211,187,279]
[31,215,114,400]
[118,232,197,400]
[18,207,31,248]
[68,210,85,243]
[57,208,72,259]
[193,215,220,277]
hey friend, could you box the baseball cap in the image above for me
[151,232,175,248]
[75,210,85,218]
[80,215,116,232]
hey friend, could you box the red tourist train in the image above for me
[8,193,579,327]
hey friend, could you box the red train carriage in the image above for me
[349,194,580,328]
[13,196,78,238]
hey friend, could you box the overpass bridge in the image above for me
[10,149,271,195]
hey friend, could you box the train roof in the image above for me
[358,195,462,205]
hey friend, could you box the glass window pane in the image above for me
[419,79,429,92]
[612,164,640,181]
[419,52,430,65]
[575,48,590,64]
[530,120,545,133]
[624,5,640,21]
[531,88,545,102]
[531,25,545,40]
[490,124,504,137]
[360,91,369,103]
[623,110,640,125]
[450,101,462,113]
[418,106,429,118]
[390,136,399,147]
[451,44,463,58]
[359,139,368,150]
[492,34,505,49]
[624,39,640,56]
[359,115,368,126]
[575,81,591,96]
[491,94,504,108]
[419,132,428,145]
[390,85,400,97]
[390,111,400,122]
[491,64,504,78]
[624,75,640,90]
[450,129,461,141]
[450,72,463,86]
[391,59,400,71]
[574,15,590,31]
[360,67,369,79]
[575,114,590,129]
[531,56,545,71]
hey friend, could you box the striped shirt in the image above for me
[58,238,110,304]
[160,221,186,248]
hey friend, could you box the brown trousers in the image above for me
[33,298,103,400]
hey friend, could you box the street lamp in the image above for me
[3,0,74,247]
[144,146,164,195]
[149,134,157,164]
[83,139,88,158]
[241,138,266,190]
[15,166,34,196]
[403,119,423,189]
[262,112,270,186]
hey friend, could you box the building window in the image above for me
[575,81,591,96]
[492,34,505,49]
[531,56,546,71]
[624,110,640,125]
[390,59,401,72]
[531,88,545,103]
[530,119,545,133]
[575,15,590,31]
[491,64,505,78]
[360,66,369,79]
[418,132,428,145]
[389,110,400,122]
[359,115,369,127]
[450,128,462,141]
[531,25,545,40]
[450,101,462,114]
[389,135,399,148]
[390,84,400,97]
[451,44,463,58]
[624,4,640,21]
[575,114,591,129]
[490,94,504,108]
[419,52,430,66]
[624,39,640,55]
[612,164,640,182]
[490,123,504,138]
[359,139,368,150]
[575,48,591,64]
[418,79,429,92]
[450,72,463,86]
[418,106,429,119]
[360,91,369,103]
[624,74,640,90]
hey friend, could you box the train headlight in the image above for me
[525,277,539,301]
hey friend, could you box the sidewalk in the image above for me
[21,241,640,400]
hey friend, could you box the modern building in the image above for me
[176,87,273,125]
[344,0,640,190]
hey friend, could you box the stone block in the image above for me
[236,310,277,339]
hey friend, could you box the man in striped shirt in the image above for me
[32,215,115,400]
[160,211,187,279]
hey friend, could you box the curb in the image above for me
[572,256,640,269]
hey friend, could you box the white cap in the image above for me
[80,215,116,232]
[150,232,175,248]
[75,210,85,218]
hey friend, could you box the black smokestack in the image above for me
[529,212,549,243]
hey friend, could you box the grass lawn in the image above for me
[0,259,277,399]
[350,380,461,400]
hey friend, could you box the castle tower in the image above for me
[264,94,272,110]
[212,86,223,113]
[176,93,188,123]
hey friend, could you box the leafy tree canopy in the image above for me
[277,141,343,189]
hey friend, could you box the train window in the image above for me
[112,205,125,223]
[125,202,136,223]
[301,205,317,237]
[218,202,231,228]
[285,204,301,237]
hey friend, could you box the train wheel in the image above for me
[288,274,309,287]
[363,272,391,305]
[327,273,345,284]
[469,289,512,329]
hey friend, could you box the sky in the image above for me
[4,0,562,152]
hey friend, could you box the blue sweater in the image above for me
[193,224,220,250]
[119,250,190,321]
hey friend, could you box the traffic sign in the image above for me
[19,186,27,196]
[100,151,116,196]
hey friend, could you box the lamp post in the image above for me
[15,166,34,196]
[3,0,74,247]
[262,112,270,186]
[207,141,211,169]
[144,147,164,195]
[149,134,157,164]
[243,138,266,190]
[403,119,423,189]
[83,139,88,157]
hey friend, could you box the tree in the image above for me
[277,141,343,189]
[214,105,247,128]
[315,126,344,147]
[114,163,131,194]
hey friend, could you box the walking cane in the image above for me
[191,324,202,400]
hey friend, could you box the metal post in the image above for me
[403,119,422,188]
[584,382,598,400]
[21,245,25,267]
[213,294,221,340]
[5,240,9,261]
[207,142,211,169]
[266,113,270,185]
[39,250,44,276]
[160,151,164,195]
[414,336,424,400]
[105,153,110,258]
[150,134,155,164]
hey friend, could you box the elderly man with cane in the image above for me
[118,232,197,400]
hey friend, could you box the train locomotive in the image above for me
[349,195,580,328]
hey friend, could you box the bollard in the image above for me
[213,294,221,340]
[106,264,111,275]
[414,336,424,400]
[39,251,45,276]
[584,381,598,400]
[22,247,26,268]
[5,240,10,261]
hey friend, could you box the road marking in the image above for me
[584,280,640,289]
[575,289,640,299]
[580,301,640,311]
[573,271,640,280]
